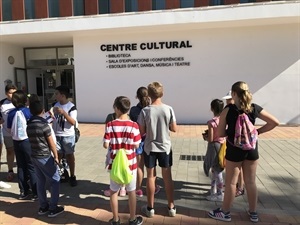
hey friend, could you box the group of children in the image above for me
[0,80,279,224]
[0,84,78,218]
[103,82,177,225]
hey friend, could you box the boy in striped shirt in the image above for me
[103,96,143,225]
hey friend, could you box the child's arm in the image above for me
[46,135,59,164]
[169,121,177,132]
[207,123,214,143]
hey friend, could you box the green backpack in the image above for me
[110,148,133,185]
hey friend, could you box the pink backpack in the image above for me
[233,113,258,150]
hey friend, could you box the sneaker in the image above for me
[109,218,121,225]
[136,189,143,197]
[104,189,111,197]
[0,181,11,189]
[6,171,14,181]
[31,194,38,201]
[48,206,64,218]
[208,208,231,222]
[38,206,49,215]
[248,210,259,223]
[141,205,155,218]
[19,193,30,200]
[168,207,176,217]
[69,175,77,187]
[154,184,160,195]
[206,194,223,202]
[119,188,126,197]
[129,215,143,225]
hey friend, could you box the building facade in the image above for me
[0,0,299,124]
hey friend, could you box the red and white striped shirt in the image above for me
[103,119,141,171]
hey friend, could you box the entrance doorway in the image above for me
[31,68,75,111]
[25,46,75,111]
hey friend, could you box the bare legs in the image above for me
[222,159,258,212]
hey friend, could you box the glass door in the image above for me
[41,69,57,111]
[40,68,75,111]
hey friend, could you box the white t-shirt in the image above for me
[52,101,77,137]
[0,99,15,137]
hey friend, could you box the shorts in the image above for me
[56,136,75,155]
[143,151,173,168]
[3,136,14,149]
[110,169,137,192]
[225,141,259,162]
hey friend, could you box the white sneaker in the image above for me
[168,207,176,217]
[206,193,223,202]
[141,205,155,218]
[0,181,11,189]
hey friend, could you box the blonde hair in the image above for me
[231,81,253,113]
[147,81,163,100]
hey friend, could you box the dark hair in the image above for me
[11,90,27,108]
[113,96,131,114]
[136,86,150,108]
[147,81,163,100]
[231,81,252,113]
[55,85,70,98]
[29,101,44,116]
[5,84,17,93]
[211,99,224,116]
[28,94,40,105]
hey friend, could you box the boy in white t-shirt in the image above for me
[52,86,77,187]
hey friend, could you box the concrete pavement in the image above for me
[0,124,299,225]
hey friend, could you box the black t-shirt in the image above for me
[226,103,263,144]
[129,103,143,122]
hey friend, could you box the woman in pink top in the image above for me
[203,99,225,202]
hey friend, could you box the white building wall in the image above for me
[0,43,24,93]
[0,2,299,124]
[74,23,299,125]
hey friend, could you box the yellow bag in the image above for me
[218,141,226,169]
[110,149,133,185]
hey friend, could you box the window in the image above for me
[99,0,110,14]
[180,0,194,8]
[210,0,223,5]
[48,0,59,18]
[125,0,138,12]
[25,0,35,19]
[74,0,84,16]
[240,0,255,2]
[2,0,12,21]
[152,0,165,10]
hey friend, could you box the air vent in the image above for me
[179,155,204,161]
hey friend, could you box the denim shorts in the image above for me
[143,150,173,168]
[56,136,75,155]
[3,135,14,149]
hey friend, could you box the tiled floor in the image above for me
[0,124,299,225]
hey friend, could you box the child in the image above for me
[137,81,177,217]
[222,91,245,197]
[7,90,37,200]
[208,81,279,223]
[52,85,78,187]
[203,99,225,202]
[129,86,160,197]
[103,112,126,197]
[27,101,64,217]
[103,96,143,225]
[0,84,17,181]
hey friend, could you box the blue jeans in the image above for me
[13,139,37,195]
[32,156,60,210]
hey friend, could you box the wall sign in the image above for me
[100,40,192,69]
